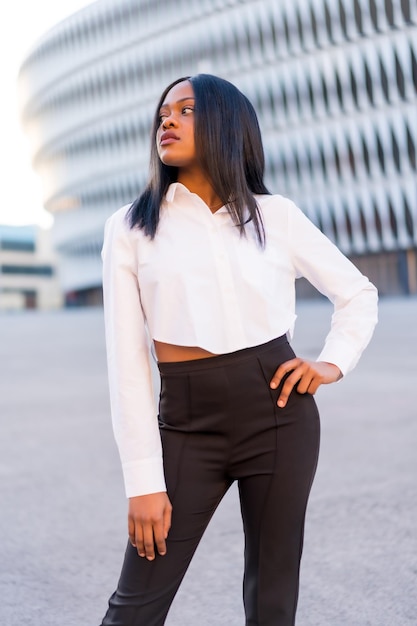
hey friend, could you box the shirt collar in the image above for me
[165,182,228,214]
[165,182,183,203]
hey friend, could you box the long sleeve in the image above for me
[288,201,378,376]
[101,207,166,498]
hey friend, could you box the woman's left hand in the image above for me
[270,359,342,408]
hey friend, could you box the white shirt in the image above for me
[102,183,378,497]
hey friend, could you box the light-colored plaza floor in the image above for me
[0,297,416,625]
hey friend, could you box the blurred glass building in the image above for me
[0,225,62,310]
[18,0,417,304]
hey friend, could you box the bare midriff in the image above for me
[153,340,217,363]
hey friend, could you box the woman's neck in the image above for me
[177,170,222,213]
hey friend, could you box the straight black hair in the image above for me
[128,74,270,245]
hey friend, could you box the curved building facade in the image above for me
[18,0,417,302]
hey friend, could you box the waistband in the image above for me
[157,335,288,375]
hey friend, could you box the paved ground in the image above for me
[0,297,416,626]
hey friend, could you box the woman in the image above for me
[100,74,378,626]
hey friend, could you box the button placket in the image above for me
[209,218,246,346]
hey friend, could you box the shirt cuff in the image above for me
[316,339,361,378]
[122,457,167,498]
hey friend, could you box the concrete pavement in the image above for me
[0,297,416,625]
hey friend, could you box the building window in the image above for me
[0,265,54,276]
[403,192,414,238]
[395,52,406,98]
[406,123,416,169]
[0,240,35,252]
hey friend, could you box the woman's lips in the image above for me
[160,131,179,145]
[160,137,179,145]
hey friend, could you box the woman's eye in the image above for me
[182,106,194,114]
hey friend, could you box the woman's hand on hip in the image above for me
[270,359,342,408]
[128,492,172,560]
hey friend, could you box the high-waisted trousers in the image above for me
[101,336,320,626]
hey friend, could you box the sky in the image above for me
[0,0,96,229]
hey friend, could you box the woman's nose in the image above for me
[162,114,177,129]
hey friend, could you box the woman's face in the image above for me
[156,80,197,170]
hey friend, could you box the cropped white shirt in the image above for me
[101,182,378,497]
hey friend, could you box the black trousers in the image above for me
[101,336,320,626]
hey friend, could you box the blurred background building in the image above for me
[18,0,417,304]
[0,225,62,310]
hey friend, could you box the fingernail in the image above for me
[146,556,155,561]
[270,382,277,389]
[277,400,284,408]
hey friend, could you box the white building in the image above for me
[18,0,417,302]
[0,225,62,310]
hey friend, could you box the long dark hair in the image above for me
[128,74,270,245]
